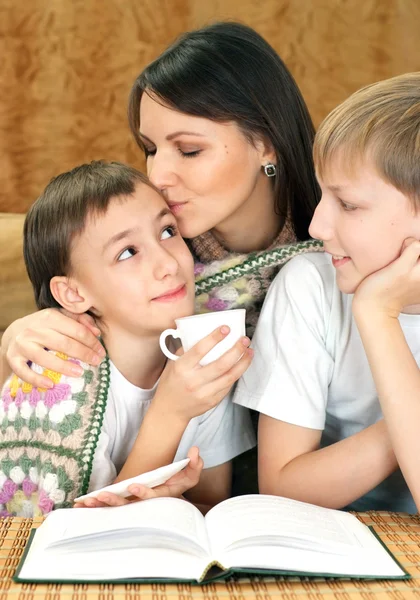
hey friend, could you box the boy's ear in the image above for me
[50,276,93,314]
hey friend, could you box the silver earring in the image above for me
[264,163,276,177]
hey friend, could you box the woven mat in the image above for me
[1,511,420,599]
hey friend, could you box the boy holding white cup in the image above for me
[0,161,255,517]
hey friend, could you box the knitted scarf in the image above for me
[0,239,323,516]
[193,235,323,337]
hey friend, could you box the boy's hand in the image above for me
[153,325,253,422]
[74,447,203,508]
[354,238,420,319]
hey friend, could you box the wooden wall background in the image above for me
[1,0,420,213]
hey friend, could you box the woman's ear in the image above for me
[50,276,93,314]
[255,135,277,167]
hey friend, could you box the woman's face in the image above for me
[139,92,274,239]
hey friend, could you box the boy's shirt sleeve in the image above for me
[175,394,256,469]
[233,254,334,430]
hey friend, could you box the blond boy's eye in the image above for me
[118,247,137,261]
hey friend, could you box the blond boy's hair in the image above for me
[313,72,420,205]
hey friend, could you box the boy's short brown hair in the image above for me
[24,161,154,310]
[314,72,420,205]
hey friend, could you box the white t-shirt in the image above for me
[89,361,256,492]
[234,252,418,513]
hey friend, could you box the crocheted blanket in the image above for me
[0,240,323,516]
[195,239,323,336]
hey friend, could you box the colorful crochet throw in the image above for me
[0,240,323,516]
[194,239,323,336]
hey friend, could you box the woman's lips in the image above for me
[168,202,187,215]
[152,284,187,302]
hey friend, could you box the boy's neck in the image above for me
[101,327,166,389]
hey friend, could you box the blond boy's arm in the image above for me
[354,311,420,511]
[258,415,398,509]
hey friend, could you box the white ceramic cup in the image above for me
[159,309,246,366]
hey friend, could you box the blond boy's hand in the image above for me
[153,326,253,422]
[74,447,203,509]
[354,237,420,319]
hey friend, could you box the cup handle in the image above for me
[159,328,181,361]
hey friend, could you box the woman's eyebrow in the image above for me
[166,131,205,141]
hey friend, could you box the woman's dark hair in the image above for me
[128,21,320,241]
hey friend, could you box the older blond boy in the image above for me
[234,72,420,512]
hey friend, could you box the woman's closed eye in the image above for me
[117,246,138,261]
[177,148,201,158]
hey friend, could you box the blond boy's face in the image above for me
[69,183,195,336]
[309,160,420,294]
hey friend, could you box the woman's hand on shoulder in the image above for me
[1,308,106,388]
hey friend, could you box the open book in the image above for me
[15,495,408,584]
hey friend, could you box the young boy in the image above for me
[234,72,420,513]
[0,161,255,517]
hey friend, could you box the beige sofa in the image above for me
[0,213,36,336]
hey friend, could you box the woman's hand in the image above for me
[1,309,106,388]
[153,325,253,423]
[74,447,203,508]
[353,238,420,319]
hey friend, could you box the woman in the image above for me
[1,22,322,493]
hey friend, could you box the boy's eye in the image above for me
[161,225,177,240]
[338,199,357,212]
[118,247,137,261]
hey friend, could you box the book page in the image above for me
[39,497,210,555]
[206,495,370,555]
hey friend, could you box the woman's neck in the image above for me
[212,176,282,253]
[101,326,166,389]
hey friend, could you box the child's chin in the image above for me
[336,277,359,295]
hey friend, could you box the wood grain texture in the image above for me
[1,0,419,214]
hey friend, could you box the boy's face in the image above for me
[69,183,195,336]
[309,160,420,294]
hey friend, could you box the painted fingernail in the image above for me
[241,337,251,346]
[220,326,230,334]
[71,366,84,376]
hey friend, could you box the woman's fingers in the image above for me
[61,310,101,337]
[7,357,56,388]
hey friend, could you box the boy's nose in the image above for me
[153,247,179,280]
[308,200,332,242]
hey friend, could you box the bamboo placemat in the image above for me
[1,511,420,599]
